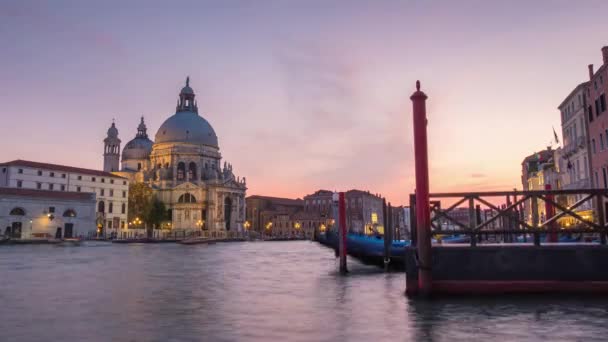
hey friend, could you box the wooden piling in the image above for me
[411,81,432,296]
[383,198,390,270]
[338,192,348,274]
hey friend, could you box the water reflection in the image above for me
[1,242,608,341]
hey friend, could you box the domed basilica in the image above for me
[103,77,247,235]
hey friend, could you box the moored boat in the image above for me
[56,238,82,247]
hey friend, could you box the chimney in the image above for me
[589,64,594,80]
[602,46,608,65]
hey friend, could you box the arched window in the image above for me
[164,163,169,169]
[177,162,186,180]
[63,209,77,217]
[178,193,196,203]
[224,197,233,230]
[98,201,105,213]
[9,207,25,216]
[188,162,197,181]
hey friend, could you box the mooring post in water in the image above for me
[339,191,348,274]
[383,198,390,270]
[411,80,432,296]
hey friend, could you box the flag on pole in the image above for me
[553,127,560,144]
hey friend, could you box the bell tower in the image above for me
[104,120,121,172]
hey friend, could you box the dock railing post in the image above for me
[545,184,557,243]
[469,197,477,247]
[596,193,606,245]
[411,81,432,296]
[531,195,540,246]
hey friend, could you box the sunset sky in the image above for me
[1,0,608,205]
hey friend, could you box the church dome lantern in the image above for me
[154,77,219,148]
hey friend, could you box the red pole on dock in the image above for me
[545,184,557,243]
[339,191,348,274]
[411,81,432,296]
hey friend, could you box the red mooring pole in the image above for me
[545,184,557,243]
[339,192,348,274]
[411,81,432,296]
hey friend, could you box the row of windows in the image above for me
[591,128,608,154]
[17,181,127,197]
[14,168,127,185]
[588,94,606,122]
[9,207,77,217]
[595,168,608,190]
[98,188,127,198]
[17,181,67,191]
[97,201,126,214]
[106,220,126,229]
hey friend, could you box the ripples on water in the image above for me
[2,241,608,341]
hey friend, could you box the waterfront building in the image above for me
[246,195,302,233]
[0,187,96,239]
[521,147,565,223]
[0,159,129,238]
[304,189,384,235]
[390,205,408,240]
[558,81,594,222]
[109,78,247,237]
[587,48,608,196]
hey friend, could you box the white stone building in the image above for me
[108,77,247,237]
[559,82,594,215]
[0,187,96,239]
[0,160,129,238]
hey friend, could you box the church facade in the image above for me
[103,78,247,236]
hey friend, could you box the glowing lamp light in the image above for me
[265,222,273,230]
[294,222,301,230]
[244,221,251,230]
[320,224,326,232]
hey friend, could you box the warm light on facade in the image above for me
[294,222,301,229]
[265,222,273,230]
[320,224,326,232]
[371,213,378,224]
[244,221,251,230]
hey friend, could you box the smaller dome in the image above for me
[122,137,153,161]
[107,122,118,138]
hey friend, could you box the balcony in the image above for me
[562,136,587,158]
[562,177,591,190]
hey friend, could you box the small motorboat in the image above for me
[56,238,82,247]
[179,237,213,245]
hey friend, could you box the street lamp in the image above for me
[244,221,251,230]
[196,219,204,229]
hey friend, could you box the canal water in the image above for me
[2,241,608,341]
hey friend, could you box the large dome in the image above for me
[155,111,219,148]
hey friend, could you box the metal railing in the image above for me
[409,189,608,247]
